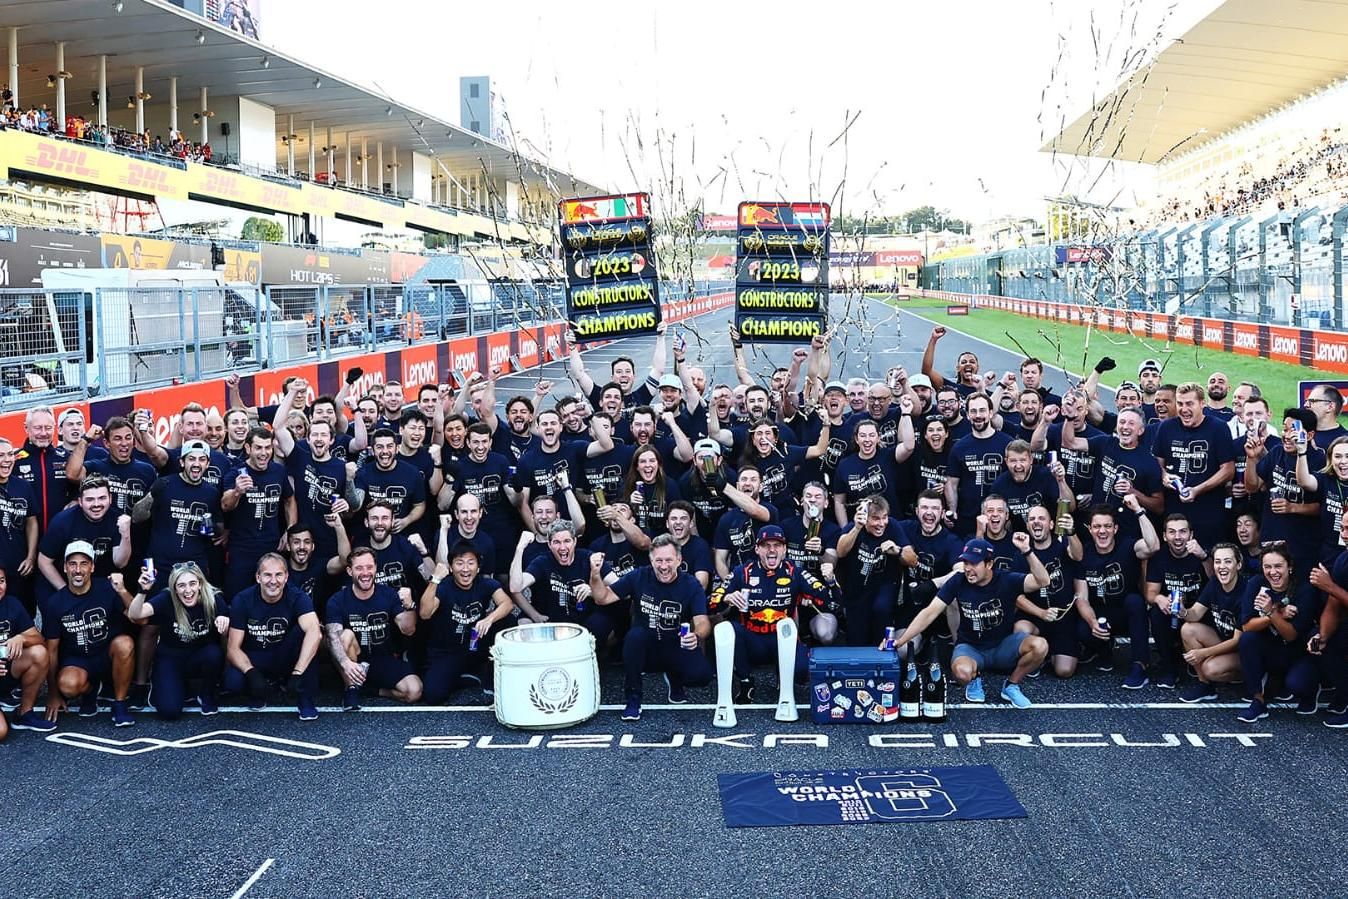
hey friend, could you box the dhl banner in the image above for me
[922,290,1348,374]
[0,131,491,245]
[0,129,188,198]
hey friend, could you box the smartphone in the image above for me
[509,354,522,372]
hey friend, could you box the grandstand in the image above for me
[929,0,1348,334]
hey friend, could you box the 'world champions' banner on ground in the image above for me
[735,201,830,343]
[718,766,1026,828]
[559,193,661,342]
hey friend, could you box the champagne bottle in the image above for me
[900,659,922,719]
[921,659,946,721]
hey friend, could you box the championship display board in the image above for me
[734,201,830,342]
[559,193,661,343]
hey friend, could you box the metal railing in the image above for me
[0,279,733,411]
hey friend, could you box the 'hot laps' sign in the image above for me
[735,201,831,343]
[560,193,662,343]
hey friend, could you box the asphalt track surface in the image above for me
[5,296,1342,899]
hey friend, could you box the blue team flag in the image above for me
[718,765,1026,828]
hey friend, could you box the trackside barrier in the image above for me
[918,290,1348,373]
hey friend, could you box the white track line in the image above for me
[187,700,1275,714]
[228,858,274,899]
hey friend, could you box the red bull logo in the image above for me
[741,205,781,227]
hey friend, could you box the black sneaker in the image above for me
[1296,695,1319,715]
[621,698,641,721]
[664,674,688,704]
[127,683,151,711]
[733,677,756,704]
[342,687,361,711]
[1180,682,1217,703]
[77,693,99,717]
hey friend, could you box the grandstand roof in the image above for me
[1043,0,1348,165]
[0,0,604,194]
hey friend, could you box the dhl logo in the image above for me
[25,144,96,178]
[202,171,246,200]
[260,185,292,207]
[121,162,170,192]
[740,205,781,226]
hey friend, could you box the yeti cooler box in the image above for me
[808,646,901,724]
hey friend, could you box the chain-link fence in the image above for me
[0,288,88,410]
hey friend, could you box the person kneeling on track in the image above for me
[125,562,228,719]
[1013,503,1107,679]
[419,541,514,704]
[224,553,323,721]
[1307,517,1348,728]
[1177,543,1248,703]
[41,541,136,727]
[713,525,836,704]
[888,535,1050,709]
[324,546,422,711]
[0,567,54,736]
[588,534,712,721]
[1235,543,1322,723]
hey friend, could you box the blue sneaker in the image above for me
[342,687,361,711]
[77,693,99,717]
[297,695,319,721]
[1236,699,1268,723]
[9,710,57,732]
[1001,681,1032,709]
[1154,670,1177,690]
[1122,663,1149,690]
[110,700,135,728]
[1180,682,1216,703]
[664,674,688,704]
[621,698,642,721]
[1325,711,1348,728]
[964,677,986,703]
[197,694,219,716]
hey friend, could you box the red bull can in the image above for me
[468,630,480,651]
[883,626,896,650]
[679,623,690,638]
[143,557,156,582]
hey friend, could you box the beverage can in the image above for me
[468,630,480,651]
[679,623,691,638]
[882,626,896,650]
[1097,616,1110,633]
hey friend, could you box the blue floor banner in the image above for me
[718,766,1026,827]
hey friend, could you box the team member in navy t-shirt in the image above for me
[1235,544,1322,723]
[890,535,1050,709]
[512,521,616,646]
[0,438,39,609]
[1176,543,1248,702]
[0,567,54,736]
[836,494,908,645]
[133,441,224,588]
[945,393,1013,536]
[221,428,294,600]
[591,535,712,720]
[224,554,323,720]
[1153,383,1235,550]
[1141,513,1210,689]
[418,542,514,703]
[1078,504,1159,677]
[324,547,421,710]
[275,380,351,570]
[37,477,132,605]
[40,541,136,726]
[354,429,428,534]
[126,562,229,719]
[65,416,157,517]
[453,423,517,574]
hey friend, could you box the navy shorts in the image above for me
[61,653,112,683]
[954,632,1029,673]
[362,655,414,691]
